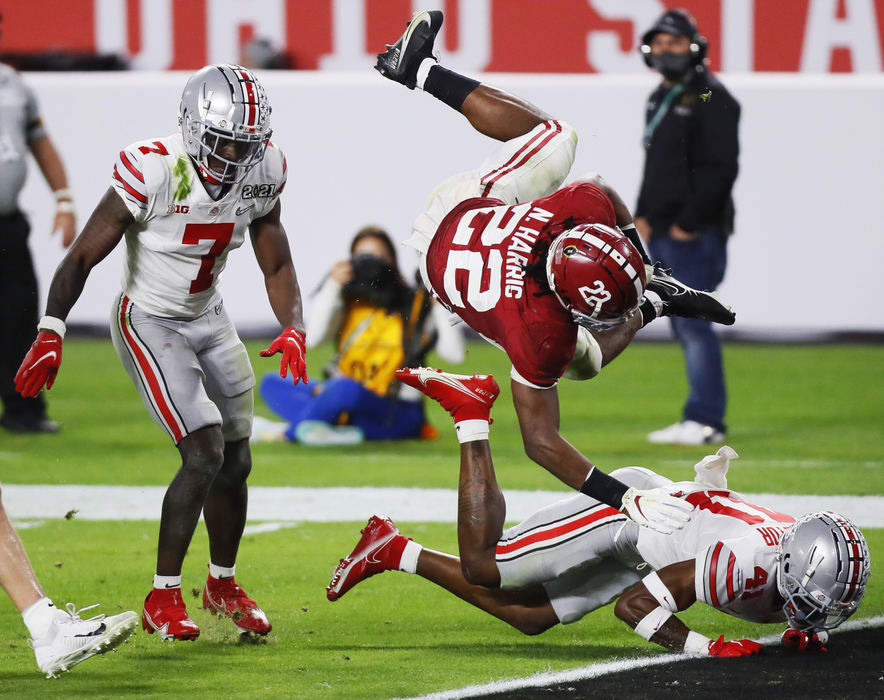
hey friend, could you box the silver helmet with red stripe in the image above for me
[179,64,272,184]
[776,510,871,632]
[545,223,647,331]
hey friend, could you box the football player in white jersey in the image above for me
[327,368,871,656]
[15,64,307,641]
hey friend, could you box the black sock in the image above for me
[423,65,480,112]
[639,297,658,327]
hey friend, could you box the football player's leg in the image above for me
[201,436,272,635]
[158,426,226,575]
[327,513,559,635]
[376,9,552,143]
[203,437,251,568]
[456,440,507,587]
[415,548,560,635]
[394,368,504,585]
[0,484,45,611]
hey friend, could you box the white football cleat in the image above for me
[32,603,138,678]
[647,420,725,446]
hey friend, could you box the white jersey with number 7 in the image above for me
[110,132,287,319]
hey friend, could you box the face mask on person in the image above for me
[650,52,693,81]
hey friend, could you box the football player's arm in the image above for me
[249,200,304,333]
[45,188,133,321]
[511,380,692,535]
[15,188,132,397]
[251,201,308,384]
[614,560,697,652]
[614,560,763,657]
[511,380,595,490]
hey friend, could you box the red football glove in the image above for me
[15,331,64,397]
[259,328,308,385]
[707,635,764,657]
[782,628,828,653]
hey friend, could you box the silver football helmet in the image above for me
[178,64,272,184]
[776,511,870,632]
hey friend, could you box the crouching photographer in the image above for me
[258,226,464,445]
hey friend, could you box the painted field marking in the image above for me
[397,615,884,700]
[3,485,883,528]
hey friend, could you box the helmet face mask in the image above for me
[545,223,647,332]
[179,64,272,185]
[776,511,871,633]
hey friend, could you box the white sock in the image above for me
[415,57,438,90]
[398,540,423,574]
[209,562,236,579]
[22,597,57,639]
[455,419,490,443]
[153,574,182,590]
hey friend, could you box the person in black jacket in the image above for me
[634,9,740,446]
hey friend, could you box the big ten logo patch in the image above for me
[242,183,277,199]
[167,204,190,214]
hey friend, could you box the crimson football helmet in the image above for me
[545,223,647,330]
[179,64,272,184]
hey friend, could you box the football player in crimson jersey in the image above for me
[14,64,307,640]
[374,11,735,534]
[328,368,871,657]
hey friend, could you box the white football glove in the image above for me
[620,486,694,534]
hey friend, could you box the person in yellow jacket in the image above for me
[259,226,464,444]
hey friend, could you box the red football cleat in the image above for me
[141,587,200,641]
[202,575,272,636]
[395,367,499,423]
[327,515,408,602]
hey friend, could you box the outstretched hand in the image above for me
[15,332,64,397]
[260,328,308,385]
[620,486,693,534]
[782,628,828,652]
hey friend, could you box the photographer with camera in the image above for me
[258,226,464,445]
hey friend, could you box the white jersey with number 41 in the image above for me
[110,132,287,319]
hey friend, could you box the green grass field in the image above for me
[1,338,882,697]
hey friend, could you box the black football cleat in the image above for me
[375,9,444,89]
[647,264,736,326]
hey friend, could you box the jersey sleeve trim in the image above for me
[696,541,740,609]
[113,149,148,208]
[510,365,557,390]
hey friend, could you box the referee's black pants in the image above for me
[0,210,48,426]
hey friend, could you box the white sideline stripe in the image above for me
[242,522,299,536]
[656,459,883,469]
[2,485,883,527]
[397,615,884,700]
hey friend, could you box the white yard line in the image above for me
[3,485,883,527]
[396,615,884,700]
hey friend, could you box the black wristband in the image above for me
[423,65,481,112]
[580,468,629,509]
